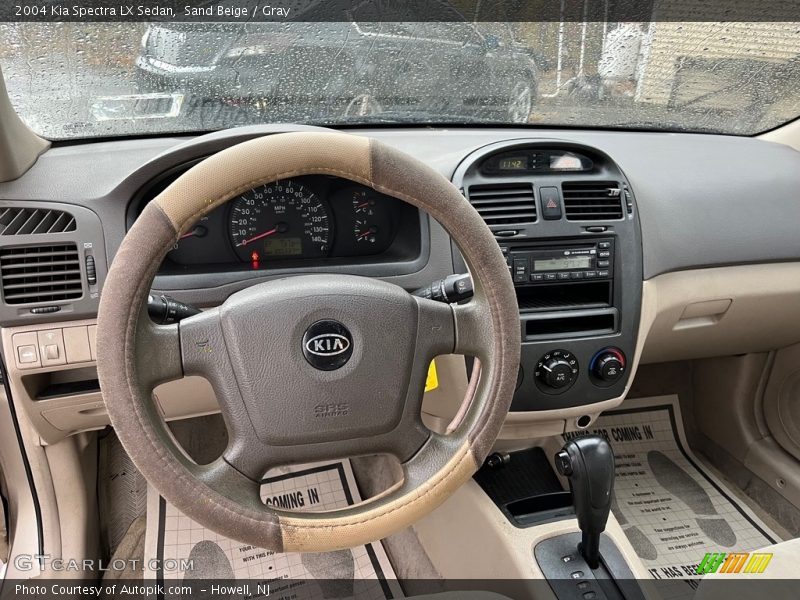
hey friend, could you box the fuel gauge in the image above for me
[354,220,380,244]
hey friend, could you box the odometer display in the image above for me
[228,180,332,261]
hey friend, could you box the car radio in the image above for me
[502,239,614,285]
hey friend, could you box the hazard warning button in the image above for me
[539,186,563,220]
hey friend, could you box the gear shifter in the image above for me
[555,435,615,569]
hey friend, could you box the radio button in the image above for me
[545,273,558,281]
[531,273,544,282]
[598,250,611,258]
[598,241,611,249]
[558,272,571,280]
[597,259,610,268]
[585,271,598,278]
[513,258,529,283]
[598,270,610,278]
[571,271,585,280]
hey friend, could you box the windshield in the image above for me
[1,18,799,139]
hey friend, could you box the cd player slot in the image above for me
[522,308,617,340]
[516,281,612,312]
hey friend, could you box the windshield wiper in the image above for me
[316,110,508,126]
[603,119,723,134]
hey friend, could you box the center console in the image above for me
[452,140,643,415]
[473,439,646,600]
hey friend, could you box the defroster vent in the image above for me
[467,183,537,225]
[562,181,623,220]
[0,207,77,235]
[1,244,83,305]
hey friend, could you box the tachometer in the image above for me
[229,180,332,262]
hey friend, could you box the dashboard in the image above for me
[130,170,421,274]
[2,123,800,445]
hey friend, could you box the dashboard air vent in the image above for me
[466,183,537,225]
[562,181,623,220]
[0,244,83,305]
[0,207,77,236]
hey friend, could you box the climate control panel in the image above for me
[533,347,627,396]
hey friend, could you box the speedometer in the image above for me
[228,180,332,262]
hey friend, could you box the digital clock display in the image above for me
[497,156,527,170]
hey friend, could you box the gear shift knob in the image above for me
[555,435,615,569]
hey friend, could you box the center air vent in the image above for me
[562,181,623,220]
[0,244,83,305]
[466,183,537,225]
[0,207,76,235]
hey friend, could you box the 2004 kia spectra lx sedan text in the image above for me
[0,2,799,599]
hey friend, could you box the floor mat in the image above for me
[559,395,780,599]
[144,460,403,600]
[99,432,148,554]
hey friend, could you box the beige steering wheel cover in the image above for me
[97,132,520,552]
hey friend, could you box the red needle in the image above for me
[179,225,208,240]
[238,227,278,247]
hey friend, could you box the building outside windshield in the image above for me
[0,1,798,139]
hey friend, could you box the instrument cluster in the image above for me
[146,174,418,272]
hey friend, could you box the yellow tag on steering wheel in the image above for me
[425,359,439,392]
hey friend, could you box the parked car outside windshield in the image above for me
[135,21,537,126]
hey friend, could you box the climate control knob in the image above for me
[541,358,574,388]
[535,349,579,393]
[591,348,626,384]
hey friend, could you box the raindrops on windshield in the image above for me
[0,20,798,139]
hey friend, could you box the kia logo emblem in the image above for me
[305,333,350,356]
[302,320,353,370]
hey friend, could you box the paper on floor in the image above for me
[144,460,403,600]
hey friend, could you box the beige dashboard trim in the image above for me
[640,262,800,364]
[0,319,219,445]
[0,65,49,183]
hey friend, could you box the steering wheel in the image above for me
[97,132,520,552]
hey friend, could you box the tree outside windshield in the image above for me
[1,16,798,139]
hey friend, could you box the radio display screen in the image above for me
[534,256,592,271]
